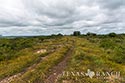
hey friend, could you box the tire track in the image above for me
[0,55,50,83]
[44,47,74,83]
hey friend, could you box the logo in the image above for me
[85,69,95,79]
[61,69,122,80]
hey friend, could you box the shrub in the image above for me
[111,47,125,64]
[100,39,116,49]
[57,33,63,36]
[108,32,117,37]
[86,32,96,36]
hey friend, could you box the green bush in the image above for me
[100,39,116,49]
[108,32,117,37]
[110,47,125,64]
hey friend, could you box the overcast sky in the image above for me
[0,0,124,36]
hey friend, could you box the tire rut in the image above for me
[44,47,74,83]
[0,55,49,83]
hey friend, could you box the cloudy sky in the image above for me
[0,0,124,36]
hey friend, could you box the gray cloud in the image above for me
[0,0,124,36]
[97,0,124,9]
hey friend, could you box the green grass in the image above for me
[0,36,125,83]
[0,37,68,80]
[57,37,125,83]
[11,44,71,83]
